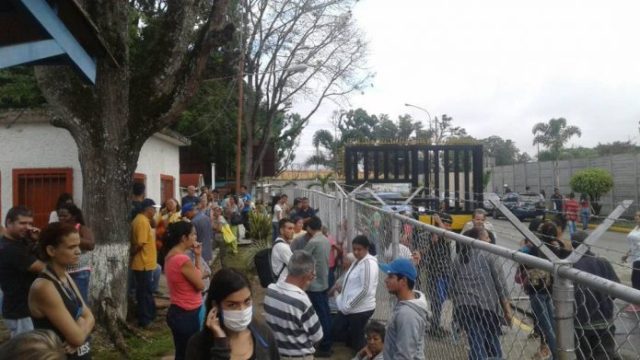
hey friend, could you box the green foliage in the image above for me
[537,147,598,161]
[307,173,334,193]
[0,67,46,109]
[482,136,521,166]
[570,168,614,214]
[595,141,640,156]
[532,118,582,160]
[483,170,492,191]
[247,211,272,242]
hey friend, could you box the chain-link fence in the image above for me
[283,186,640,360]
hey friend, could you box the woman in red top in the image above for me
[164,221,205,360]
[564,192,580,237]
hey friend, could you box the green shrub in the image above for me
[570,168,614,215]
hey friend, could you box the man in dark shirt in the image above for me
[181,185,200,207]
[425,212,453,336]
[0,206,46,337]
[295,197,316,219]
[550,188,564,215]
[571,231,621,360]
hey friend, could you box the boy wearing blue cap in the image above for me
[379,258,429,360]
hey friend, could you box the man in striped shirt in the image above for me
[264,250,323,360]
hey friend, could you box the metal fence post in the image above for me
[347,197,355,252]
[554,260,576,360]
[391,217,400,260]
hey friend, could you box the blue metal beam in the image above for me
[18,0,97,83]
[0,40,65,68]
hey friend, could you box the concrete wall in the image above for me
[0,122,182,221]
[487,153,640,215]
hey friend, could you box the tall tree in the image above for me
[481,136,521,166]
[32,1,233,349]
[241,0,372,185]
[532,117,582,186]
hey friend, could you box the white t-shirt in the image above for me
[271,238,292,282]
[383,243,412,262]
[273,204,283,222]
[627,226,640,263]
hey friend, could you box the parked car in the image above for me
[493,192,545,221]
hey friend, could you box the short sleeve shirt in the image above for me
[0,236,38,318]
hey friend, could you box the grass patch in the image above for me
[93,324,174,360]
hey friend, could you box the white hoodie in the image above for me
[337,254,378,314]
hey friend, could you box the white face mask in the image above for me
[223,306,253,332]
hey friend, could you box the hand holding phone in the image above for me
[206,305,226,338]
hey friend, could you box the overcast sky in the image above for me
[292,0,640,166]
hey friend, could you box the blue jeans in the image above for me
[430,275,449,328]
[133,270,156,327]
[167,304,201,360]
[307,290,332,352]
[5,317,33,338]
[151,264,162,293]
[530,292,557,359]
[456,305,502,360]
[580,209,590,230]
[567,220,577,237]
[70,270,91,304]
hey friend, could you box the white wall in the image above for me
[0,122,182,220]
[136,135,181,205]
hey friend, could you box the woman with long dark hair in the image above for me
[28,222,94,359]
[186,268,279,360]
[164,221,205,360]
[56,204,95,305]
[453,227,512,360]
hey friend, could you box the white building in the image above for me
[0,109,189,227]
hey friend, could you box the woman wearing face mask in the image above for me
[185,268,279,360]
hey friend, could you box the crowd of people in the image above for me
[0,182,638,360]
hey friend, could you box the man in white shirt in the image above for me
[272,194,288,241]
[271,218,295,282]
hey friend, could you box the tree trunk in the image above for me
[243,114,254,187]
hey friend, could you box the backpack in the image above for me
[254,239,286,288]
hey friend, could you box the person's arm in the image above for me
[180,254,205,292]
[131,217,149,255]
[205,307,231,360]
[302,306,324,344]
[78,225,95,251]
[347,261,372,311]
[31,281,93,347]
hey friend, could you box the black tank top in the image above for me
[32,268,91,359]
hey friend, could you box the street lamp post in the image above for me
[404,103,433,136]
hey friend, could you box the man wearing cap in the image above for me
[380,258,429,360]
[181,202,197,221]
[130,198,158,327]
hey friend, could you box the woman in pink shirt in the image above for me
[164,221,205,360]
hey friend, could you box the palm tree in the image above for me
[532,118,582,186]
[306,129,338,172]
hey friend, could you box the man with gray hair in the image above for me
[461,208,496,235]
[264,250,323,359]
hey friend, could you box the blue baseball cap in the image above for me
[379,258,417,283]
[181,202,196,216]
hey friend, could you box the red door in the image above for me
[13,168,73,229]
[160,175,175,205]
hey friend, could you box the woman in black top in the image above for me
[28,222,94,359]
[186,268,279,360]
